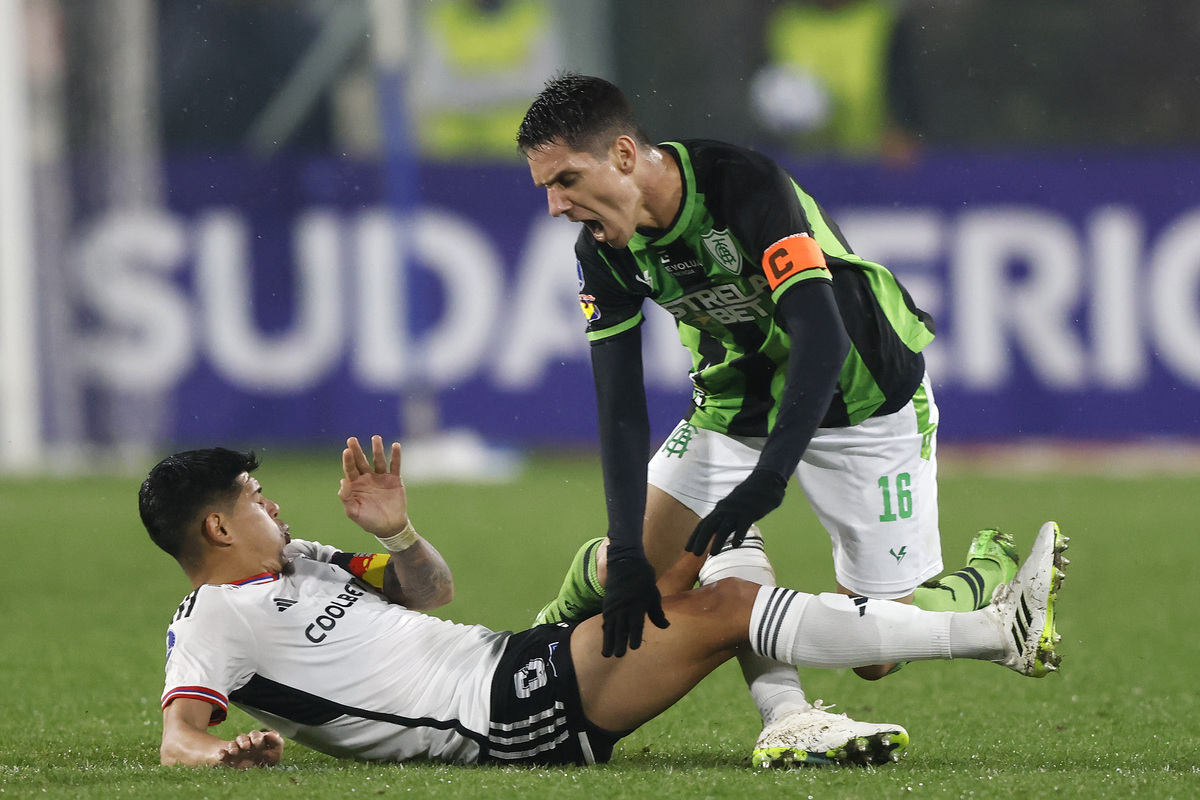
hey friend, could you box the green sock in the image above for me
[534,537,606,625]
[913,557,1009,613]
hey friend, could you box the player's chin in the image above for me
[278,555,296,576]
[595,226,632,248]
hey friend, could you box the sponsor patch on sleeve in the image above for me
[761,233,829,290]
[579,293,600,322]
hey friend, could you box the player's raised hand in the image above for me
[215,729,284,769]
[338,435,409,538]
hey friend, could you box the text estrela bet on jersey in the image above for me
[575,139,935,436]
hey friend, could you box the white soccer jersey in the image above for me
[161,539,510,764]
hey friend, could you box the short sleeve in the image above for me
[161,588,255,725]
[576,233,646,343]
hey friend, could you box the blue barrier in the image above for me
[75,151,1200,446]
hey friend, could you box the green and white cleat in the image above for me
[990,521,1069,677]
[967,528,1020,585]
[751,703,909,768]
[534,537,605,626]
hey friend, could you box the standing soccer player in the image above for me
[516,74,1020,766]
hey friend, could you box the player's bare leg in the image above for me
[570,580,754,733]
[642,485,705,589]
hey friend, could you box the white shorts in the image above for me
[648,375,942,599]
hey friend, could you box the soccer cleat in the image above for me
[967,528,1020,585]
[534,537,606,625]
[989,521,1069,677]
[751,703,909,768]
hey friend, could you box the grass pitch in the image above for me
[1,448,1198,798]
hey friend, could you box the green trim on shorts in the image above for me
[913,382,936,461]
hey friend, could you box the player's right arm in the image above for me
[577,240,669,657]
[339,435,454,610]
[160,697,283,768]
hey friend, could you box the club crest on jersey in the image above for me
[701,227,742,275]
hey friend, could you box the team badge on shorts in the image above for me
[661,423,698,458]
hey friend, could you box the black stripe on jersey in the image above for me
[692,330,728,384]
[596,245,650,300]
[229,674,489,749]
[707,313,773,436]
[826,257,927,422]
[726,352,779,437]
[823,389,851,428]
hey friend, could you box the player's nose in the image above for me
[546,186,571,217]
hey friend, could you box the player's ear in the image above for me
[613,135,638,173]
[200,511,233,546]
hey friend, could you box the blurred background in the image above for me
[2,0,1200,477]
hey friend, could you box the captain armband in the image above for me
[331,551,392,590]
[761,233,830,290]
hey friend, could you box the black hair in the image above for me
[516,73,651,157]
[139,448,260,561]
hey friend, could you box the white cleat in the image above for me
[751,703,909,768]
[989,520,1069,677]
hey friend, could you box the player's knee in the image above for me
[853,664,893,681]
[702,576,760,614]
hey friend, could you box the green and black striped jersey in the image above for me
[575,139,935,436]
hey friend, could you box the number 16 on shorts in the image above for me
[878,473,912,521]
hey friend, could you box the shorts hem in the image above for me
[836,561,943,600]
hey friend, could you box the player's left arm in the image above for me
[338,435,454,610]
[755,278,849,478]
[685,279,848,555]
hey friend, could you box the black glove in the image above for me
[601,556,670,658]
[686,470,788,556]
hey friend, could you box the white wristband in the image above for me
[375,520,417,552]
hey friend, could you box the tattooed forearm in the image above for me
[382,539,454,609]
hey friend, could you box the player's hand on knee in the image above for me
[685,469,787,556]
[601,556,669,658]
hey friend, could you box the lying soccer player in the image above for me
[143,435,1067,769]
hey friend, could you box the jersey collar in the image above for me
[630,141,695,249]
[231,572,280,586]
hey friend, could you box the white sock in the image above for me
[699,528,809,725]
[949,607,1008,661]
[749,586,1003,668]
